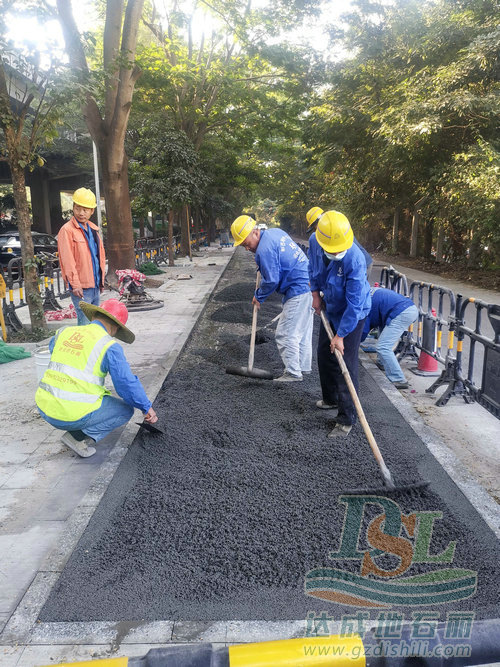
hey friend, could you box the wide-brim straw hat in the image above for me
[79,299,135,344]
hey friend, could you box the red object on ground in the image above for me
[45,304,77,321]
[115,269,146,296]
[415,307,439,373]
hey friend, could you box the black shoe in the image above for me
[393,381,409,389]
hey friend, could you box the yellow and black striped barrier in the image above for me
[41,618,500,667]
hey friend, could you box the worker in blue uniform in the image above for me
[309,210,371,437]
[231,215,313,382]
[361,287,418,389]
[306,206,374,279]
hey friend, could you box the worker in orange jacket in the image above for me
[58,188,106,325]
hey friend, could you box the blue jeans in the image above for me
[377,305,418,382]
[275,291,313,377]
[38,395,134,442]
[70,287,100,325]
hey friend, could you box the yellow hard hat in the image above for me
[72,187,97,209]
[231,215,256,246]
[306,206,324,231]
[316,210,354,253]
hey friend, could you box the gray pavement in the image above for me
[0,244,498,666]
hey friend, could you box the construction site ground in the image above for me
[0,244,498,666]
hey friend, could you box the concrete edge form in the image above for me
[359,351,500,538]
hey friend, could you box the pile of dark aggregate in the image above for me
[40,249,500,622]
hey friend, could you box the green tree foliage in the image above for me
[303,0,499,265]
[130,115,208,216]
[0,1,68,332]
[131,0,315,238]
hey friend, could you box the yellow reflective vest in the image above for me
[35,323,116,422]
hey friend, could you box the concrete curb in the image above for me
[359,351,500,538]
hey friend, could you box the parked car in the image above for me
[0,230,59,277]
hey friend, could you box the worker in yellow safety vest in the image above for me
[35,299,158,457]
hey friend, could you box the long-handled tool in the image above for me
[226,271,274,380]
[261,312,281,331]
[320,310,428,494]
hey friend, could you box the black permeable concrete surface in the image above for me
[40,250,500,622]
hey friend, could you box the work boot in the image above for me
[316,399,337,409]
[60,431,96,458]
[273,371,303,382]
[328,424,352,438]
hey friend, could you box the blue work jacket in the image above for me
[254,228,310,303]
[49,321,151,412]
[353,238,373,269]
[308,233,371,338]
[362,287,416,339]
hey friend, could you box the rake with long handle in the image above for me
[226,271,274,380]
[320,310,428,494]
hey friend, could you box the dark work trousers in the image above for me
[317,316,366,426]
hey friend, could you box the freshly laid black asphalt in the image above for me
[40,250,500,622]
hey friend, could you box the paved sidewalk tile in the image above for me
[0,524,64,615]
[0,644,24,667]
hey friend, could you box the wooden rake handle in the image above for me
[248,270,261,371]
[319,310,394,486]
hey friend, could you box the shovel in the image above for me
[226,271,273,380]
[136,421,164,434]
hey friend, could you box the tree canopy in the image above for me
[2,0,499,281]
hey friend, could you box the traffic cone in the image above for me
[411,308,440,376]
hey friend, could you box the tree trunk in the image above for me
[56,0,145,289]
[9,161,46,331]
[208,217,216,244]
[410,209,419,258]
[180,203,192,257]
[436,223,445,263]
[424,218,434,259]
[139,215,145,239]
[392,208,400,253]
[410,196,428,258]
[98,145,136,286]
[193,207,200,246]
[168,210,175,266]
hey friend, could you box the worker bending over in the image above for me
[36,299,158,458]
[231,216,313,382]
[309,210,371,437]
[361,287,418,389]
[306,206,374,279]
